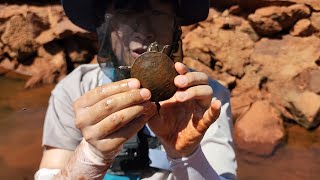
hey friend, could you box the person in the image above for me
[35,0,237,179]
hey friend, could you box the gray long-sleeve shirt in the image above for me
[42,64,237,179]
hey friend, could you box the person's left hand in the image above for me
[148,62,222,159]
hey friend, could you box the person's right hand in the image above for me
[73,78,157,159]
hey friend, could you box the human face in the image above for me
[107,0,176,66]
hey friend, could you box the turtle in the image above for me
[130,42,179,109]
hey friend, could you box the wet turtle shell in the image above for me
[131,51,178,102]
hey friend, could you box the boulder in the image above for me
[251,35,320,81]
[309,70,320,94]
[53,18,88,39]
[181,25,197,39]
[0,58,15,71]
[231,88,260,120]
[183,56,214,75]
[236,0,320,11]
[284,91,320,129]
[24,54,66,88]
[288,0,320,11]
[1,15,38,60]
[248,4,310,36]
[64,37,95,64]
[236,19,260,41]
[46,5,64,27]
[235,0,293,10]
[250,35,320,128]
[0,5,28,20]
[15,41,67,88]
[234,100,285,156]
[183,56,236,88]
[0,58,16,75]
[35,29,56,45]
[293,68,320,95]
[290,19,317,37]
[310,12,320,32]
[230,62,266,119]
[0,12,50,61]
[183,16,255,79]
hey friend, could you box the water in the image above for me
[237,123,320,180]
[0,76,54,179]
[0,76,319,179]
[0,77,25,127]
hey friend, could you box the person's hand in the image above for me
[148,62,221,159]
[73,79,157,159]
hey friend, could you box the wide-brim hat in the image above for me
[62,0,210,32]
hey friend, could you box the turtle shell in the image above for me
[131,51,178,102]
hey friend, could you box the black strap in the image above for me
[108,127,158,175]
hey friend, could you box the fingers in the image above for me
[75,88,152,128]
[174,62,209,89]
[72,78,156,159]
[173,65,211,108]
[83,101,156,140]
[174,72,209,89]
[196,100,221,134]
[74,78,140,109]
[175,85,213,108]
[175,62,189,75]
[92,105,157,154]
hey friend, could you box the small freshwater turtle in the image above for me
[130,42,178,103]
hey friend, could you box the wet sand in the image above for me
[0,76,319,179]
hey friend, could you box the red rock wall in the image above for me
[0,4,97,88]
[0,0,319,155]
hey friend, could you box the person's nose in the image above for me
[133,19,155,42]
[145,33,154,42]
[133,31,154,43]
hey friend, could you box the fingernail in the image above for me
[177,91,188,100]
[177,76,188,86]
[140,88,151,99]
[128,79,139,89]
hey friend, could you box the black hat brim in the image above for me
[62,0,209,32]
